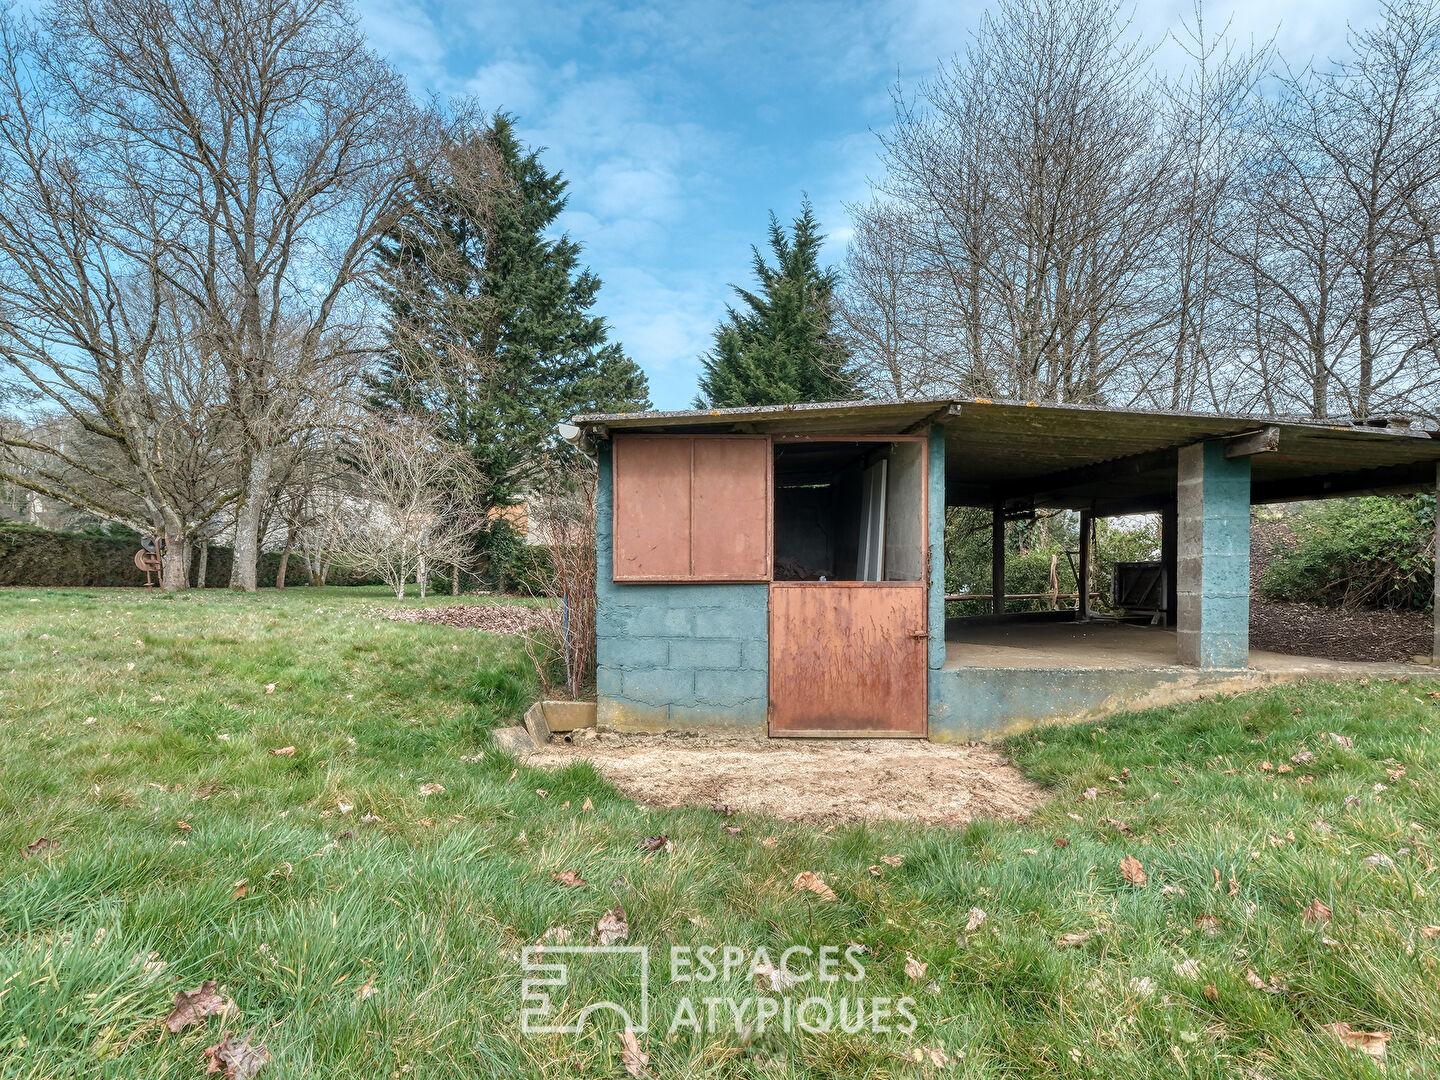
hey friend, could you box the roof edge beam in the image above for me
[1223,426,1279,458]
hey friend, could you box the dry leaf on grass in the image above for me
[1322,1022,1390,1067]
[581,798,594,811]
[267,746,295,757]
[164,981,234,1033]
[263,684,276,695]
[24,837,56,857]
[879,855,904,867]
[792,871,837,902]
[356,974,377,1001]
[417,783,445,797]
[595,907,629,945]
[552,870,587,888]
[636,835,668,852]
[964,907,987,932]
[618,1027,649,1077]
[1244,968,1285,994]
[1056,929,1098,948]
[1173,958,1201,980]
[1194,914,1221,935]
[1302,898,1332,923]
[1120,855,1147,887]
[907,1046,953,1067]
[761,836,778,849]
[202,1032,269,1078]
[1078,787,1099,802]
[904,953,927,980]
[1421,925,1440,939]
[752,961,803,992]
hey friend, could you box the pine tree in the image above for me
[371,113,649,583]
[695,202,859,407]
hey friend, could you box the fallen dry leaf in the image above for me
[1194,914,1222,935]
[618,1027,649,1077]
[636,835,668,852]
[356,974,377,1001]
[417,783,444,797]
[964,907,987,933]
[1173,957,1201,980]
[1228,876,1239,897]
[1328,732,1355,749]
[595,907,629,945]
[1056,929,1098,947]
[868,864,884,877]
[164,981,233,1033]
[582,797,594,811]
[792,871,838,902]
[176,820,192,833]
[760,836,778,849]
[1321,1021,1390,1067]
[263,684,276,695]
[1302,898,1332,924]
[879,855,904,867]
[1078,787,1099,801]
[1054,837,1070,849]
[1421,925,1440,939]
[1120,854,1147,887]
[552,870,587,888]
[904,952,927,980]
[907,1046,952,1067]
[202,1031,269,1078]
[24,836,56,857]
[752,960,803,992]
[267,746,295,757]
[1244,968,1284,994]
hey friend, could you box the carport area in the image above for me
[931,400,1440,740]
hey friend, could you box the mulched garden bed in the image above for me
[1250,599,1431,663]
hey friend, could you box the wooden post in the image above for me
[1078,510,1093,621]
[1161,501,1178,628]
[991,497,1006,616]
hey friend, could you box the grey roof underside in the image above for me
[573,398,1440,512]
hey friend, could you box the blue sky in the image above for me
[357,0,1376,410]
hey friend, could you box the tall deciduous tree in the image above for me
[371,113,649,586]
[695,203,858,407]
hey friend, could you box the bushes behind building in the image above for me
[1259,496,1434,611]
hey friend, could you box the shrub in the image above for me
[1260,496,1434,610]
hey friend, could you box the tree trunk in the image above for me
[195,538,209,589]
[451,562,460,596]
[161,527,188,594]
[417,553,428,599]
[182,538,193,586]
[276,539,291,588]
[230,449,272,592]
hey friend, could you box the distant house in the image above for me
[570,398,1440,741]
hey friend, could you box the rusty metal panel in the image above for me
[769,582,927,736]
[612,435,692,581]
[691,436,771,581]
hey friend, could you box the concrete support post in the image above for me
[1160,501,1178,628]
[991,497,1005,616]
[1176,442,1252,668]
[1077,510,1093,621]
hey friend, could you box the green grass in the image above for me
[2,587,1439,1078]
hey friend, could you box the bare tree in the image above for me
[17,0,447,591]
[851,0,1177,405]
[334,414,482,600]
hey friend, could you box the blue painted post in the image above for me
[1176,441,1251,668]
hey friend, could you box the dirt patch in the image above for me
[1250,599,1431,663]
[384,604,549,634]
[536,731,1043,827]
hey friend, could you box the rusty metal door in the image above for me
[768,582,928,737]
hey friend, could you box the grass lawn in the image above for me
[2,586,1439,1078]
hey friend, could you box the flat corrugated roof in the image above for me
[573,397,1440,511]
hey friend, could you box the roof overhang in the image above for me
[572,398,1440,513]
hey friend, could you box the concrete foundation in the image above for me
[929,619,1425,742]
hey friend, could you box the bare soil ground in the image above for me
[536,731,1043,827]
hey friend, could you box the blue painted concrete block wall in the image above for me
[595,445,769,731]
[1176,441,1251,668]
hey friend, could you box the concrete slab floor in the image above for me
[943,619,1429,675]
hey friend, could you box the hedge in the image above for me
[0,522,312,588]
